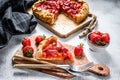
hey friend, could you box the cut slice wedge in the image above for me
[35,36,74,64]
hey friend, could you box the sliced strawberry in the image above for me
[46,5,51,9]
[63,52,73,60]
[59,0,63,6]
[51,9,56,13]
[67,52,73,60]
[62,47,69,53]
[62,5,70,11]
[45,49,58,56]
[70,4,74,8]
[43,1,49,5]
[47,9,52,13]
[73,4,77,9]
[56,4,60,9]
[76,3,82,8]
[76,9,80,13]
[62,52,68,60]
[52,41,57,46]
[56,41,62,51]
[63,1,69,6]
[35,3,42,8]
[71,9,77,14]
[43,44,53,51]
[43,5,48,9]
[67,9,72,14]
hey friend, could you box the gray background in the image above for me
[0,0,120,80]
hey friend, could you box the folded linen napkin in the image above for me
[0,0,37,49]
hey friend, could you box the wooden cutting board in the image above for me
[36,14,95,38]
[12,36,110,78]
[28,8,96,38]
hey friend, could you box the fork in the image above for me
[63,62,94,76]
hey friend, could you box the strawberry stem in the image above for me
[42,34,46,40]
[96,40,106,46]
[79,43,84,47]
[25,49,33,57]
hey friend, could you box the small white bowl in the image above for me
[87,33,109,52]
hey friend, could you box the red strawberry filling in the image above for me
[61,1,83,18]
[35,0,83,19]
[41,41,73,61]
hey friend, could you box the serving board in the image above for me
[12,36,110,78]
[36,14,95,38]
[28,8,96,38]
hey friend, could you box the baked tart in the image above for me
[32,0,89,25]
[35,36,74,64]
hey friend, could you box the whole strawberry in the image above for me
[22,46,34,57]
[101,33,110,43]
[35,35,46,44]
[22,38,31,47]
[74,43,84,57]
[89,33,101,44]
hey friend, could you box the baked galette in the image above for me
[32,0,89,25]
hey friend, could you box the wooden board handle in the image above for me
[88,64,110,76]
[79,14,98,38]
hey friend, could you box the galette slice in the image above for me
[32,0,60,25]
[35,36,74,64]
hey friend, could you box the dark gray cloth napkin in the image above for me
[0,0,38,49]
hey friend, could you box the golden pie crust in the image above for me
[73,1,89,23]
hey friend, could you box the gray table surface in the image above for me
[0,0,120,80]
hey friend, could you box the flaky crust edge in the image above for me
[75,2,89,23]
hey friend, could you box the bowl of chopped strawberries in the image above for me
[87,31,110,52]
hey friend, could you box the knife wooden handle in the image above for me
[87,64,110,76]
[79,14,98,38]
